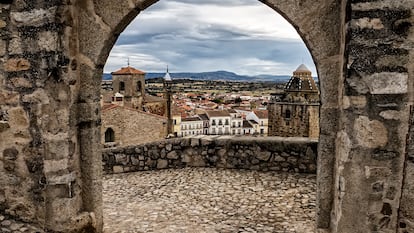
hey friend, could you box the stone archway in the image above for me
[74,0,343,231]
[1,0,412,232]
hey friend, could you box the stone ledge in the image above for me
[103,136,318,174]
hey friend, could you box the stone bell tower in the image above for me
[268,64,320,138]
[111,65,146,109]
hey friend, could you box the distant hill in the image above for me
[102,70,294,83]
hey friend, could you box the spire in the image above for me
[163,65,172,82]
[127,57,130,67]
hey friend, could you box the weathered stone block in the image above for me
[113,166,123,173]
[166,151,178,160]
[365,72,408,94]
[11,7,57,27]
[0,39,6,56]
[0,121,10,132]
[4,58,30,72]
[354,116,388,148]
[343,96,367,109]
[274,155,285,162]
[0,90,19,105]
[44,159,68,173]
[190,138,199,147]
[379,110,401,120]
[256,151,271,161]
[351,17,384,29]
[0,19,6,28]
[115,154,129,165]
[8,77,33,88]
[131,156,139,166]
[45,140,71,160]
[157,159,168,169]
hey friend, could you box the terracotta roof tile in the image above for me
[206,110,230,117]
[111,66,146,75]
[254,110,268,119]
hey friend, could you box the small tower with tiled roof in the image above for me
[111,65,146,109]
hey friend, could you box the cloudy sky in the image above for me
[104,0,317,76]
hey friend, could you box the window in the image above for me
[225,119,229,125]
[174,119,177,125]
[238,122,241,127]
[212,120,216,126]
[137,81,142,92]
[219,120,223,125]
[104,128,115,142]
[285,109,291,119]
[119,81,125,91]
[232,122,235,127]
[260,129,264,134]
[261,121,264,126]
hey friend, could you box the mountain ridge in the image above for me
[102,70,294,83]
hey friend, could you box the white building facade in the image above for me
[246,110,268,135]
[207,110,231,135]
[180,116,203,137]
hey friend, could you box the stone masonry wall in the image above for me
[101,106,166,146]
[102,136,318,174]
[333,1,414,232]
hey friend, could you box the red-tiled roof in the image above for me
[111,66,146,75]
[206,110,230,117]
[254,110,268,119]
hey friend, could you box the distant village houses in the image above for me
[100,63,318,146]
[175,109,268,137]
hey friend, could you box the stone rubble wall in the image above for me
[102,136,318,174]
[334,1,414,232]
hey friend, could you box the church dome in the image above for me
[295,64,311,72]
[285,64,318,93]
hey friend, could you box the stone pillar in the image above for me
[331,1,414,232]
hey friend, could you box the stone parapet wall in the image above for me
[102,136,318,174]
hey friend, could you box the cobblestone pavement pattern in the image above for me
[103,168,316,233]
[0,214,43,233]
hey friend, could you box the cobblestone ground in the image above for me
[103,168,316,233]
[0,214,43,233]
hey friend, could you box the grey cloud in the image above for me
[105,0,316,75]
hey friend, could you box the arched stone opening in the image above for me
[104,128,115,143]
[73,0,343,232]
[0,0,412,232]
